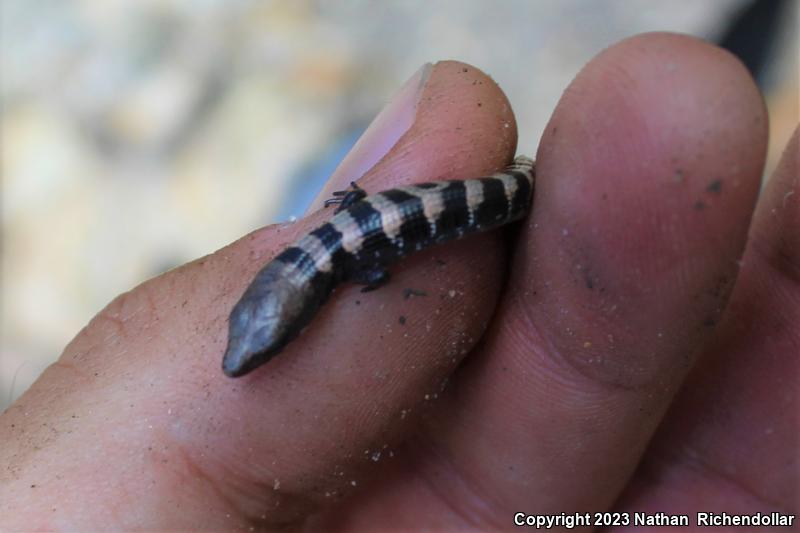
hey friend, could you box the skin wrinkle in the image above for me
[163,405,315,527]
[750,212,800,288]
[641,441,790,512]
[480,323,606,419]
[170,443,257,526]
[49,359,93,385]
[509,302,646,395]
[85,276,183,354]
[499,289,629,398]
[408,432,502,529]
[444,312,648,512]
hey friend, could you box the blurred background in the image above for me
[1,0,797,410]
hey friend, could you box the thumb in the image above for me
[0,61,518,529]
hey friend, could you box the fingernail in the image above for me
[309,63,432,211]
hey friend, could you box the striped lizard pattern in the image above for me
[222,155,535,377]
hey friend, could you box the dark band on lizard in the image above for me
[222,155,535,377]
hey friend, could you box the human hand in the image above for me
[1,33,796,530]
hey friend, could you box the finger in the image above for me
[0,61,518,528]
[323,33,768,528]
[608,128,798,523]
[452,31,766,517]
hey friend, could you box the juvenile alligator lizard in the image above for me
[222,155,535,377]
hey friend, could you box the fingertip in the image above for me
[540,32,767,193]
[526,32,768,387]
[395,59,519,179]
[313,60,518,209]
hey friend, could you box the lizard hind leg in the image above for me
[352,266,391,292]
